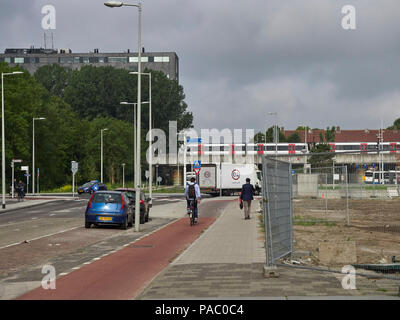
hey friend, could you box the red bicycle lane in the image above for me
[17,217,216,300]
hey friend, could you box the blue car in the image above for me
[78,180,107,195]
[85,191,133,229]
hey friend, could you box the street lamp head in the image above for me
[12,71,23,75]
[34,117,46,120]
[104,1,123,7]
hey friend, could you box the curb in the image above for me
[0,199,66,214]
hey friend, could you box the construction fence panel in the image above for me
[262,157,293,266]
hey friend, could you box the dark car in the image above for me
[114,188,151,224]
[85,191,133,229]
[78,180,107,195]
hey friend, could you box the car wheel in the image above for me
[121,216,128,230]
[85,222,91,228]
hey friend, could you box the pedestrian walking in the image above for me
[240,178,255,220]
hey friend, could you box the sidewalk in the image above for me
[137,199,400,299]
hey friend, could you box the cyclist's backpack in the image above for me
[188,184,196,199]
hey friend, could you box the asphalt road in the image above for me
[0,192,218,299]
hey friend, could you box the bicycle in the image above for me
[187,199,196,226]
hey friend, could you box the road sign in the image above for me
[92,184,99,191]
[12,159,23,163]
[145,170,149,179]
[24,173,30,177]
[186,138,202,143]
[37,168,39,177]
[21,166,29,171]
[193,160,201,169]
[194,168,201,175]
[157,177,162,182]
[71,161,78,174]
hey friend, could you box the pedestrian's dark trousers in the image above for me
[187,199,198,219]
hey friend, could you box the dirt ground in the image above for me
[292,198,400,267]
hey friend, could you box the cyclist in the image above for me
[185,177,201,223]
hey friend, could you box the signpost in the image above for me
[71,161,78,198]
[11,159,22,198]
[21,166,29,194]
[193,160,201,182]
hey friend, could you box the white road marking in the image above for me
[0,226,80,250]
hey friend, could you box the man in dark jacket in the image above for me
[240,178,255,219]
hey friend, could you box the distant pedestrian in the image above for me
[16,180,25,202]
[240,178,255,220]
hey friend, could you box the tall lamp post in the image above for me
[130,71,152,204]
[122,163,126,188]
[120,101,149,190]
[2,71,23,209]
[101,128,108,183]
[32,117,46,195]
[267,112,278,156]
[105,0,142,232]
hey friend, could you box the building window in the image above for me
[99,57,105,63]
[74,57,81,63]
[82,57,90,64]
[4,57,11,63]
[60,57,74,64]
[129,56,148,63]
[14,57,24,64]
[148,56,154,62]
[154,56,169,62]
[109,57,127,63]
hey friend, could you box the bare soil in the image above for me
[292,198,400,266]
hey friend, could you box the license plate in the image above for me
[98,216,112,221]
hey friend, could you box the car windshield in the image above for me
[92,193,121,204]
[82,182,93,187]
[124,191,136,199]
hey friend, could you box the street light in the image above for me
[1,71,23,209]
[267,112,278,156]
[101,128,108,183]
[130,71,152,203]
[105,1,142,232]
[120,101,149,190]
[32,117,46,195]
[122,163,126,188]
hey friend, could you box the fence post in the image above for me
[345,165,350,226]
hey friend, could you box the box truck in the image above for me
[198,163,262,196]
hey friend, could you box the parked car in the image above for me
[114,188,151,224]
[78,180,107,195]
[85,191,133,229]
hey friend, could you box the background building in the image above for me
[0,47,179,81]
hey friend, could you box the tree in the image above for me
[34,64,72,98]
[387,118,400,130]
[308,143,334,168]
[287,132,301,143]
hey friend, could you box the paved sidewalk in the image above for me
[138,199,400,299]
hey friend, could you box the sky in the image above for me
[1,0,400,134]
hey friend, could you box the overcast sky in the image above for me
[1,0,400,134]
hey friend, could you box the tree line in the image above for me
[0,62,193,190]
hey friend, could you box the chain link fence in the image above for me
[262,157,293,267]
[262,157,400,293]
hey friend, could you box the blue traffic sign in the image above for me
[93,184,99,191]
[186,138,202,143]
[372,163,375,168]
[193,160,201,169]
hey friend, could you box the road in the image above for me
[0,193,222,299]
